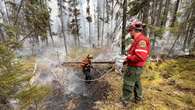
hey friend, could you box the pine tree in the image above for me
[0,39,51,109]
[0,2,51,108]
[66,0,81,47]
[24,0,50,44]
[121,0,127,55]
[58,0,68,54]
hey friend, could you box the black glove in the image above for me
[123,59,127,65]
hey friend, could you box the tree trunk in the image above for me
[170,0,180,27]
[121,0,127,55]
[59,0,68,54]
[14,0,25,41]
[187,28,194,49]
[3,0,10,23]
[150,0,157,27]
[183,24,191,50]
[187,4,195,50]
[182,7,192,50]
[153,0,158,26]
[105,0,109,23]
[142,2,149,24]
[161,0,170,27]
[14,0,24,25]
[168,34,180,56]
[149,0,158,54]
[86,0,92,47]
[156,0,163,26]
[88,22,91,46]
[97,1,100,47]
[111,0,114,19]
[31,37,35,56]
[101,0,105,47]
[0,28,5,42]
[73,0,80,47]
[48,20,54,47]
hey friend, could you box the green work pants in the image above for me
[122,66,143,101]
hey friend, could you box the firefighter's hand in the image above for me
[127,54,131,57]
[90,65,94,69]
[123,59,128,65]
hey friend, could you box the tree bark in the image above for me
[86,0,92,47]
[142,2,149,24]
[59,0,68,54]
[97,1,100,47]
[48,20,54,47]
[168,34,180,56]
[88,22,91,46]
[156,0,163,26]
[0,28,5,42]
[105,0,109,23]
[161,0,170,27]
[73,0,80,46]
[183,23,191,50]
[101,0,105,47]
[150,0,156,26]
[3,0,10,23]
[121,0,127,55]
[14,0,24,25]
[170,0,180,27]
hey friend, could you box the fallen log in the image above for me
[62,61,115,66]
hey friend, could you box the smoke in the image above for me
[14,0,124,108]
[16,34,88,100]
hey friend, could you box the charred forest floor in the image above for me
[60,48,195,110]
[64,57,195,110]
[27,48,195,110]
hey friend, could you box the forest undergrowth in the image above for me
[95,58,195,110]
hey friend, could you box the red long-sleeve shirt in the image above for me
[126,34,150,67]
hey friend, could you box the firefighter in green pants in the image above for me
[121,19,151,105]
[122,67,143,103]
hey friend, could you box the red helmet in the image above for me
[128,19,145,32]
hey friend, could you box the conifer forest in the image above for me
[0,0,195,110]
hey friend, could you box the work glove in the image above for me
[123,59,127,65]
[123,54,132,65]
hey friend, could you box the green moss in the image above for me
[176,79,195,90]
[181,94,195,106]
[94,58,195,109]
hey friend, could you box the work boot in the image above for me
[134,97,143,104]
[122,100,129,107]
[115,101,128,108]
[119,97,129,107]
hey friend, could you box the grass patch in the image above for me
[94,58,195,110]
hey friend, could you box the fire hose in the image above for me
[76,65,115,82]
[31,63,115,84]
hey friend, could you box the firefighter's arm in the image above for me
[80,63,86,67]
[127,40,149,62]
[80,60,87,67]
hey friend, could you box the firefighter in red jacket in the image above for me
[120,20,151,105]
[81,54,93,84]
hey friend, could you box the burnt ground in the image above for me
[29,57,195,110]
[67,65,113,110]
[64,80,111,110]
[43,64,113,110]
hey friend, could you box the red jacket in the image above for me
[80,58,92,70]
[126,33,150,67]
